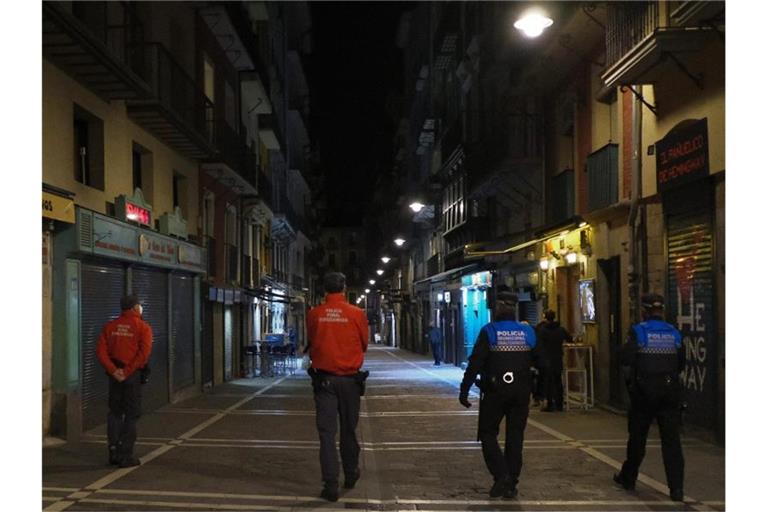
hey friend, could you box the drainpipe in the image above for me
[627,87,643,323]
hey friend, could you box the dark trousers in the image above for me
[478,392,529,486]
[430,341,442,364]
[314,374,362,484]
[619,379,684,490]
[107,372,142,457]
[543,364,564,408]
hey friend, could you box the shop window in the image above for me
[73,104,104,190]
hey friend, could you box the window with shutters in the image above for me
[73,104,105,190]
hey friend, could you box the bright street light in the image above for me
[376,269,384,275]
[409,201,425,213]
[514,11,553,38]
[381,256,391,264]
[394,238,405,247]
[369,279,376,285]
[365,288,371,294]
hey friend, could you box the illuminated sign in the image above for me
[126,202,151,226]
[656,118,709,193]
[115,188,153,228]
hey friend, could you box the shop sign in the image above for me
[115,188,153,228]
[138,233,177,266]
[655,118,709,193]
[178,242,204,270]
[92,214,139,261]
[42,191,75,223]
[159,206,188,240]
[224,289,234,305]
[462,271,491,288]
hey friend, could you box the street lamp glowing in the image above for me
[409,201,425,213]
[394,238,406,247]
[514,11,553,38]
[365,288,371,294]
[381,256,391,264]
[376,269,384,275]
[369,279,376,285]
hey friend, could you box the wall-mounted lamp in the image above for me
[376,269,384,275]
[365,288,371,294]
[381,256,391,264]
[409,202,425,213]
[394,238,406,247]
[565,252,578,264]
[539,258,550,270]
[369,279,376,285]
[514,11,554,38]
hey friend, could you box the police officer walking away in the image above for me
[458,289,538,499]
[426,323,442,366]
[96,295,153,467]
[613,293,685,502]
[307,272,369,502]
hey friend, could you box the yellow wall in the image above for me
[640,38,725,197]
[42,61,200,234]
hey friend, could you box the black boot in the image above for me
[670,488,684,502]
[320,481,339,502]
[118,456,141,468]
[108,445,120,466]
[489,477,511,498]
[344,468,360,489]
[613,473,635,491]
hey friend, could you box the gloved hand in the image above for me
[459,393,472,408]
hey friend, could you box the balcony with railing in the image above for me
[202,119,258,195]
[587,144,619,212]
[126,43,215,159]
[601,1,723,90]
[43,1,152,101]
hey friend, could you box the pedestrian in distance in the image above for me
[307,272,370,502]
[613,293,685,502]
[96,295,153,468]
[536,310,572,412]
[458,289,539,499]
[426,322,443,366]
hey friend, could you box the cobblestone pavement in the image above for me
[43,346,725,511]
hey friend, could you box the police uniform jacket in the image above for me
[460,315,539,399]
[620,315,684,391]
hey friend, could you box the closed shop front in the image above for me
[80,261,126,431]
[51,207,206,438]
[172,274,196,390]
[132,266,170,413]
[665,181,717,431]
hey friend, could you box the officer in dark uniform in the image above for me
[459,290,538,499]
[613,293,685,502]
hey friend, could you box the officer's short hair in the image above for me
[641,293,665,310]
[121,294,140,311]
[544,309,556,321]
[323,272,346,294]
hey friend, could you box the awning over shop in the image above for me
[413,263,479,287]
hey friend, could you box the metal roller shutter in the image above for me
[171,274,195,390]
[81,261,126,431]
[666,185,716,430]
[132,266,169,412]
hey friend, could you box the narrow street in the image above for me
[43,346,724,511]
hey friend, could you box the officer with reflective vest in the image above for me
[614,293,685,502]
[459,289,539,499]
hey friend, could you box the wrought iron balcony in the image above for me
[126,43,215,159]
[43,1,151,100]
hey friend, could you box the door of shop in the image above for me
[80,261,126,431]
[598,256,624,407]
[132,266,169,412]
[224,306,233,381]
[665,183,717,431]
[171,273,195,391]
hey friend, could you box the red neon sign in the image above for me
[126,202,151,226]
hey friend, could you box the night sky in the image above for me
[308,2,411,226]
